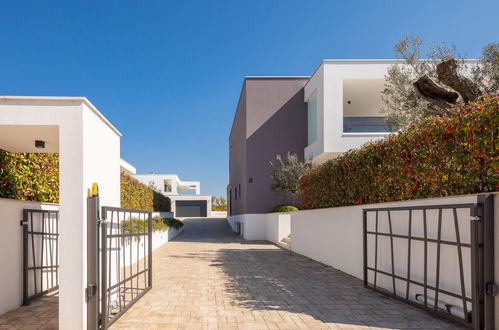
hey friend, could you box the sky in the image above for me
[1,0,498,197]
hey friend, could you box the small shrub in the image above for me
[163,217,184,230]
[121,216,168,233]
[271,205,299,213]
[299,95,499,209]
[212,204,227,211]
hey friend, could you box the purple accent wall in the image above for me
[229,77,308,215]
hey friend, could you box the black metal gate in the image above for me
[363,194,495,329]
[87,194,153,329]
[21,209,59,305]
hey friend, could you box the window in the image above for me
[238,184,241,198]
[235,187,238,201]
[343,116,393,133]
[307,94,317,145]
[164,179,172,192]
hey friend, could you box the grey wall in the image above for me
[229,77,308,215]
[229,84,247,215]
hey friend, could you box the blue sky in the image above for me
[1,0,498,197]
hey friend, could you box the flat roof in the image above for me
[0,96,122,136]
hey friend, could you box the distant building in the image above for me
[119,161,212,217]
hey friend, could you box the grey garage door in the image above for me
[176,200,207,217]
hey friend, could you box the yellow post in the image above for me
[91,183,99,197]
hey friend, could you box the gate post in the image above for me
[21,210,29,306]
[86,192,100,330]
[480,194,495,329]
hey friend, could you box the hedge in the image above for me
[0,152,170,212]
[299,94,499,209]
[0,150,59,203]
[271,205,299,213]
[120,172,171,211]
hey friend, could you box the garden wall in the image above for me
[0,198,58,315]
[230,193,499,317]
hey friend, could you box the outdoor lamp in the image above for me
[35,140,45,149]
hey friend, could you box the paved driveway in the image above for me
[111,218,462,330]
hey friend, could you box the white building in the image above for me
[133,173,212,217]
[304,59,398,166]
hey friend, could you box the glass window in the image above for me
[343,116,393,133]
[307,94,317,145]
[164,179,172,192]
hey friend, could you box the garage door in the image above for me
[176,200,208,217]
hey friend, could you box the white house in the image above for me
[304,60,398,166]
[133,173,212,217]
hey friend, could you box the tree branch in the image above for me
[436,59,481,103]
[413,75,459,113]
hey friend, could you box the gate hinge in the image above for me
[485,282,497,296]
[86,283,97,301]
[20,220,28,226]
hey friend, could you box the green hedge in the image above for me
[120,172,171,211]
[0,150,59,203]
[299,95,499,210]
[271,205,299,213]
[0,151,171,212]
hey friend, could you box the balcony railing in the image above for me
[343,116,393,133]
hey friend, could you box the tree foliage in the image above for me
[211,195,227,211]
[270,152,311,203]
[381,35,499,129]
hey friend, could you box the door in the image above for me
[176,200,207,217]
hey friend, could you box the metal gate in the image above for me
[21,209,59,305]
[87,193,153,329]
[363,195,495,329]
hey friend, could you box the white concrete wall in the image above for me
[266,213,291,244]
[211,211,227,218]
[0,198,58,315]
[304,61,395,164]
[228,213,290,243]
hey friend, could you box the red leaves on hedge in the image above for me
[298,95,499,209]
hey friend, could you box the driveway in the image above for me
[111,218,462,330]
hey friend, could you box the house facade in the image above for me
[133,173,212,217]
[228,60,398,216]
[228,77,309,216]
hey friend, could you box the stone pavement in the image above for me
[0,292,58,329]
[111,218,463,330]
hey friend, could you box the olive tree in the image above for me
[381,35,499,129]
[269,152,310,205]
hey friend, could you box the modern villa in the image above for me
[228,60,399,216]
[133,172,212,217]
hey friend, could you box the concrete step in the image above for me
[277,241,290,250]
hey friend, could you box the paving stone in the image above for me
[0,218,467,329]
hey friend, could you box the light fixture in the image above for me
[35,140,45,149]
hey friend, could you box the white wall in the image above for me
[266,213,291,244]
[228,213,290,243]
[211,211,227,218]
[304,61,395,164]
[0,97,121,329]
[0,198,58,315]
